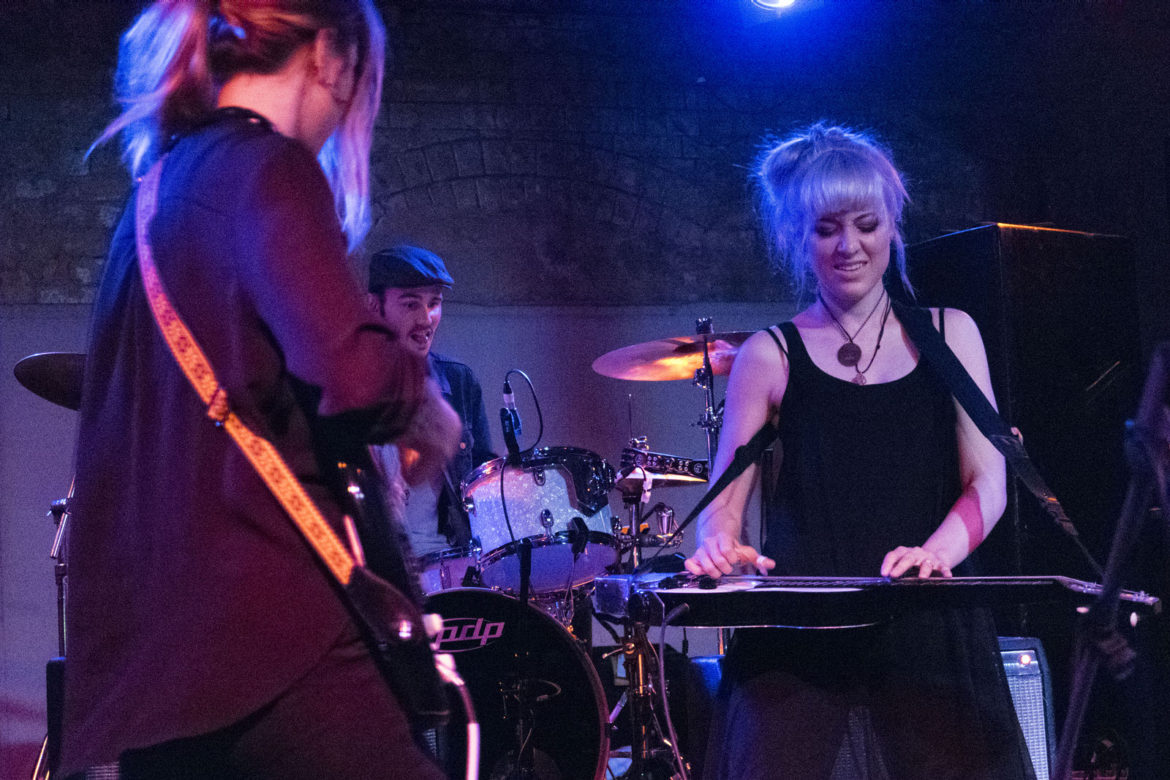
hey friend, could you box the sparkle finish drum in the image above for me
[461,446,616,593]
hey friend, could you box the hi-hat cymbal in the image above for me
[615,467,706,492]
[592,331,753,381]
[13,352,86,411]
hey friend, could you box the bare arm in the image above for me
[881,309,1007,578]
[684,329,787,578]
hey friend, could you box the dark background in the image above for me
[2,0,1169,776]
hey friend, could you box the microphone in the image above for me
[500,380,522,461]
[502,380,522,438]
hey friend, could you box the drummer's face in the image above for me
[373,285,445,357]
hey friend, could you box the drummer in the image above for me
[366,245,495,555]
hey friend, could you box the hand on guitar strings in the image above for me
[880,545,953,579]
[684,530,776,579]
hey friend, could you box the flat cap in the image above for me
[368,245,454,292]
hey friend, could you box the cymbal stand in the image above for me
[608,475,688,779]
[610,620,688,780]
[49,481,74,656]
[692,319,732,653]
[33,481,74,780]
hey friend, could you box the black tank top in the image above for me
[763,318,962,577]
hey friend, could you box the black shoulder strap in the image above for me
[892,300,1101,576]
[764,325,787,359]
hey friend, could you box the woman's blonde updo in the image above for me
[756,122,911,298]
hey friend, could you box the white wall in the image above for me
[1,305,91,765]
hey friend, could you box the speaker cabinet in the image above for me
[907,225,1170,778]
[999,636,1056,780]
[906,223,1142,579]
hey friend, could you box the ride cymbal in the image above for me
[13,352,85,411]
[592,331,753,381]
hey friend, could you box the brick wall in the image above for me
[3,1,1167,323]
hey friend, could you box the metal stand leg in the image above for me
[615,623,688,780]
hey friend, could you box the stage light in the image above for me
[751,0,797,10]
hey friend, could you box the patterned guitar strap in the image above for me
[133,158,453,726]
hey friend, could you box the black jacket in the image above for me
[63,111,427,774]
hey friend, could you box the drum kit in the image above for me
[14,319,750,780]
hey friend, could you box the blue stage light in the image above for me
[751,0,797,9]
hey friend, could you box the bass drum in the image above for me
[427,588,609,780]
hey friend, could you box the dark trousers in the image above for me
[72,622,446,780]
[705,616,1036,780]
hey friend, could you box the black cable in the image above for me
[498,368,543,551]
[654,595,691,780]
[499,456,516,545]
[594,614,625,645]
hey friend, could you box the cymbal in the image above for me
[592,331,753,381]
[13,352,86,411]
[615,467,706,493]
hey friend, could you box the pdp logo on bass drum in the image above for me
[434,616,506,652]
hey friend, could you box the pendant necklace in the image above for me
[819,289,886,370]
[848,295,893,384]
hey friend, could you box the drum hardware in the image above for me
[42,491,72,653]
[618,448,708,486]
[602,444,692,778]
[613,439,689,572]
[31,484,76,780]
[604,616,690,780]
[692,317,722,470]
[418,543,484,594]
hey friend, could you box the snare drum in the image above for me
[461,446,616,593]
[416,545,480,593]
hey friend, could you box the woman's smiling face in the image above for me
[809,207,893,304]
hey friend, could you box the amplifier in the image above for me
[999,637,1056,780]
